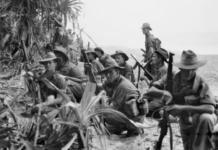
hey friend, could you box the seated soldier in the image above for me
[53,46,85,102]
[99,59,145,137]
[147,50,218,150]
[111,50,135,84]
[94,47,112,67]
[140,48,168,85]
[85,49,104,83]
[34,52,67,110]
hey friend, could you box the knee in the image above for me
[199,114,214,124]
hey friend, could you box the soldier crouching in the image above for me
[147,50,218,150]
[99,59,147,137]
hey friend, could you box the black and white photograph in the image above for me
[0,0,218,150]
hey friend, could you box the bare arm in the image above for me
[166,104,215,115]
[182,104,214,114]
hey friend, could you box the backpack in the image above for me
[152,38,161,50]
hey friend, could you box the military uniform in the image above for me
[39,71,67,103]
[120,62,136,83]
[99,54,111,67]
[145,33,155,62]
[154,72,217,150]
[103,76,144,133]
[57,62,85,102]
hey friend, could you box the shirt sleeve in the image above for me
[97,61,104,71]
[198,78,216,106]
[155,66,167,81]
[112,84,139,117]
[55,75,67,91]
[153,74,167,89]
[124,64,133,77]
[146,36,154,49]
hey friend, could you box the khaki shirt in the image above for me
[151,64,167,83]
[103,76,142,122]
[120,62,135,83]
[145,33,155,61]
[90,59,104,75]
[154,72,216,124]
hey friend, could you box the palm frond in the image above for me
[61,133,78,150]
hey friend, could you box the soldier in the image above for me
[52,16,67,47]
[53,46,85,102]
[84,49,104,83]
[99,59,145,137]
[141,23,161,80]
[141,22,159,62]
[33,52,67,110]
[111,50,135,84]
[147,50,218,150]
[94,47,112,67]
[140,48,168,85]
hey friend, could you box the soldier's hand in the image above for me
[162,91,173,105]
[84,63,92,69]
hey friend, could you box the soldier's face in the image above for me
[87,53,94,61]
[142,28,148,34]
[105,68,119,83]
[42,60,57,71]
[180,68,197,80]
[95,51,102,57]
[152,53,161,65]
[115,55,125,65]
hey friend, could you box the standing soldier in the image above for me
[141,23,161,80]
[111,50,135,84]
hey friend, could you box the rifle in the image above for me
[141,48,146,54]
[131,54,153,81]
[136,65,141,88]
[156,52,174,150]
[81,46,96,84]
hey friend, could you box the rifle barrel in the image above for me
[130,54,153,80]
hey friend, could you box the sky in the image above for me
[71,0,218,54]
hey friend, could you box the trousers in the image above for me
[180,113,217,150]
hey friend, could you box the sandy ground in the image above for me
[91,119,183,150]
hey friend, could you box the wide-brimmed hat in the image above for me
[85,49,98,58]
[111,50,129,61]
[54,46,69,61]
[141,23,152,30]
[173,50,207,69]
[39,52,60,64]
[94,47,104,55]
[99,58,124,74]
[53,16,63,27]
[154,48,169,62]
